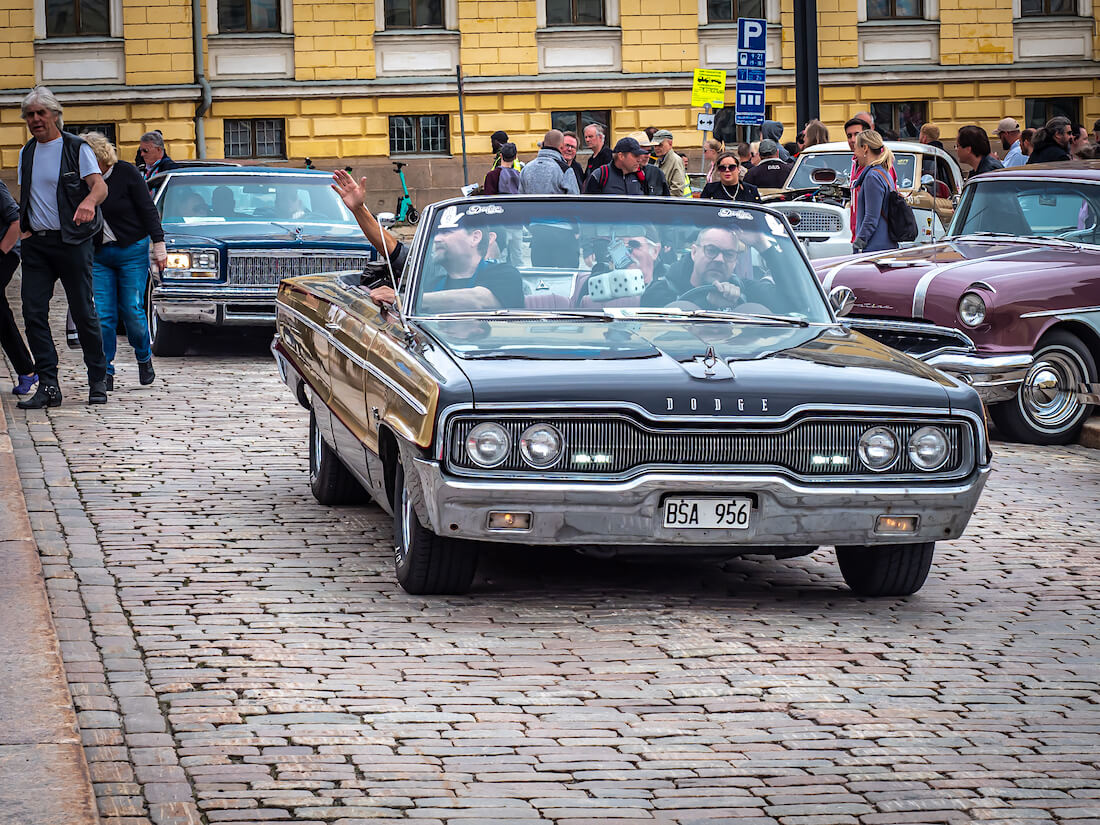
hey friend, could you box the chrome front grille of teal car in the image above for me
[228,251,374,286]
[447,414,970,481]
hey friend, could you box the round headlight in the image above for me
[519,424,563,469]
[465,422,510,467]
[908,426,950,471]
[858,427,899,472]
[958,291,987,327]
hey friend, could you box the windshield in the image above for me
[786,152,918,191]
[159,175,357,226]
[407,199,832,324]
[950,178,1100,244]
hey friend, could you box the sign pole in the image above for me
[794,1,820,132]
[701,102,711,173]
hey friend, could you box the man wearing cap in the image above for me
[583,136,652,195]
[651,130,689,197]
[996,118,1026,168]
[742,140,792,189]
[627,131,670,196]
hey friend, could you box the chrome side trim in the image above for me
[1020,304,1100,319]
[911,248,1031,319]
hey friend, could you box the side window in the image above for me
[935,158,957,196]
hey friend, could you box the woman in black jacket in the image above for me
[699,153,761,203]
[83,132,167,390]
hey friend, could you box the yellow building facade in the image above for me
[1,0,1098,204]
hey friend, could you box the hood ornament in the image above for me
[680,346,734,381]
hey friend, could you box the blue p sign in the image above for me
[738,17,766,52]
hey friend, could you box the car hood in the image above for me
[815,238,1087,321]
[164,221,371,247]
[419,318,957,418]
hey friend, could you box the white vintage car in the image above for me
[764,141,965,259]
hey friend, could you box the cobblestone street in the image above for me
[3,313,1100,825]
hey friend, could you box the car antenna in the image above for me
[373,210,413,342]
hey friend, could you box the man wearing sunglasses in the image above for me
[642,226,746,308]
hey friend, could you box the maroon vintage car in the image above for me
[814,162,1100,445]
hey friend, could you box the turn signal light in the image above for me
[488,512,531,530]
[875,515,918,534]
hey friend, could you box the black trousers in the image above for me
[20,233,106,387]
[0,251,34,376]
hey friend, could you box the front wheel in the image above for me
[393,461,477,594]
[147,286,188,357]
[406,205,420,224]
[309,409,366,505]
[991,330,1096,445]
[835,541,935,597]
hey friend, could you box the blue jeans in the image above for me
[92,237,152,373]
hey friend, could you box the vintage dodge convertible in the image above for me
[272,196,989,597]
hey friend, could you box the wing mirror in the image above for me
[829,285,856,317]
[377,212,397,229]
[810,168,838,184]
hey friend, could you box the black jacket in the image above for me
[700,180,761,203]
[99,161,165,248]
[584,163,646,195]
[143,155,180,179]
[742,158,793,189]
[1027,143,1071,164]
[583,146,613,180]
[18,131,102,245]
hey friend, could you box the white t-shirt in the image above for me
[17,136,99,232]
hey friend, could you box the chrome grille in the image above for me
[228,251,373,286]
[448,415,968,480]
[788,209,843,235]
[851,321,975,358]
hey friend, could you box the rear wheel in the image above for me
[835,542,935,597]
[406,205,420,224]
[991,330,1096,445]
[393,461,477,594]
[309,409,366,505]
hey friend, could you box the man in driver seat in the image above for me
[641,226,746,308]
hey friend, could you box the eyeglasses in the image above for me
[699,243,738,262]
[626,238,655,250]
[717,164,739,171]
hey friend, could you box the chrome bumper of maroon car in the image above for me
[925,350,1033,405]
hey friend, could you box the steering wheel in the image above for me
[673,281,743,311]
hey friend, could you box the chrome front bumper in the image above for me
[152,285,277,326]
[408,458,990,549]
[925,350,1033,405]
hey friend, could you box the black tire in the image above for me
[835,541,935,597]
[309,409,366,505]
[146,285,188,357]
[990,330,1097,446]
[393,461,477,595]
[406,206,420,225]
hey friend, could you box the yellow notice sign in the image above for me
[691,69,726,108]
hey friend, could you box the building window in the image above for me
[384,0,443,28]
[551,110,611,140]
[706,0,763,23]
[545,0,604,26]
[68,123,117,143]
[389,115,449,155]
[867,0,922,18]
[218,0,280,32]
[871,101,926,139]
[224,118,286,159]
[1020,0,1076,14]
[1025,97,1080,128]
[45,0,109,36]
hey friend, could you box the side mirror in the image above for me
[829,285,856,317]
[810,168,838,184]
[786,212,801,227]
[377,212,397,229]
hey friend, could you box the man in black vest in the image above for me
[16,86,109,408]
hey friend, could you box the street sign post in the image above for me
[735,17,767,127]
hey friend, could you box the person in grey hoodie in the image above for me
[519,130,580,195]
[761,120,792,162]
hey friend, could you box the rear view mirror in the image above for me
[811,168,838,184]
[377,212,397,228]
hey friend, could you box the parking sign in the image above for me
[735,17,767,126]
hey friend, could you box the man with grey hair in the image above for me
[583,122,612,181]
[16,86,109,408]
[519,130,579,195]
[139,130,179,180]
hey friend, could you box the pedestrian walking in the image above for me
[700,152,761,203]
[482,143,521,194]
[582,123,613,181]
[0,179,37,395]
[15,86,109,409]
[1027,117,1072,164]
[995,118,1026,167]
[82,131,166,391]
[583,136,651,195]
[851,130,898,254]
[519,130,580,195]
[956,125,1004,178]
[652,130,689,197]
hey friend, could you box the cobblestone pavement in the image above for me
[3,303,1100,825]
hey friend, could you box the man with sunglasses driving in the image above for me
[641,226,746,308]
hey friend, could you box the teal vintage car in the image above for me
[146,167,377,356]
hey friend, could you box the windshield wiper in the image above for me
[955,232,1082,250]
[422,309,613,321]
[617,307,810,327]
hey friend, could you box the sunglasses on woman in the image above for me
[717,163,739,171]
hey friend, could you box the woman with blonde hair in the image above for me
[703,138,724,182]
[802,119,829,150]
[81,131,167,389]
[851,129,897,253]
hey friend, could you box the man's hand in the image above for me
[332,169,369,213]
[369,285,397,308]
[74,199,96,225]
[709,280,742,305]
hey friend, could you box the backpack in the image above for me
[497,166,521,194]
[874,166,918,243]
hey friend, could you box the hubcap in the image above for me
[395,483,412,565]
[1020,346,1089,432]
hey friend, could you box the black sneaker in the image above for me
[66,329,80,349]
[88,381,108,405]
[105,374,114,392]
[17,384,62,409]
[138,359,155,386]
